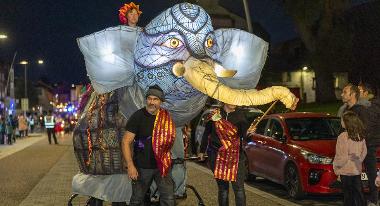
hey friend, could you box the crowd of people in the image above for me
[333,82,380,206]
[0,113,42,145]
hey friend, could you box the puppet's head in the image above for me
[134,3,215,100]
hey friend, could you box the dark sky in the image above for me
[0,0,300,84]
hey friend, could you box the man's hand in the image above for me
[127,164,139,180]
[247,126,256,136]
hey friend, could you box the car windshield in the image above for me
[285,117,341,140]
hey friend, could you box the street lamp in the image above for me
[0,34,7,39]
[19,59,44,99]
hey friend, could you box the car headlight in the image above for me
[301,150,333,164]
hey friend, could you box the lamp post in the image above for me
[19,60,28,98]
[301,66,308,102]
[242,0,253,33]
[19,59,44,99]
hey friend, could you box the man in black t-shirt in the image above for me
[122,85,175,206]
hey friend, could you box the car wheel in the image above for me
[284,164,304,199]
[244,154,256,182]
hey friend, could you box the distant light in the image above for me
[302,66,308,71]
[37,60,44,64]
[20,60,28,65]
[0,34,7,39]
[71,84,75,88]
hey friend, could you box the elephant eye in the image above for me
[162,38,183,48]
[205,37,213,48]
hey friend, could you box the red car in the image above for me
[244,112,379,199]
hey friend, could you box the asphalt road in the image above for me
[0,134,69,206]
[0,133,351,206]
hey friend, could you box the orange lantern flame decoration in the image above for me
[118,2,142,25]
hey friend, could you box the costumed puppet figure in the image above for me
[73,2,298,205]
[71,2,142,206]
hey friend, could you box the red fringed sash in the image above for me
[212,110,240,181]
[152,109,176,177]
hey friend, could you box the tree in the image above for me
[282,0,352,102]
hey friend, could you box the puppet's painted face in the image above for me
[134,3,217,100]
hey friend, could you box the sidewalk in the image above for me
[0,133,44,160]
[16,134,300,206]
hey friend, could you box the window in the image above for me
[267,119,284,140]
[255,119,268,135]
[286,117,340,140]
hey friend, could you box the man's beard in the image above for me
[147,104,159,114]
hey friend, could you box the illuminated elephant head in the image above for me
[78,3,297,126]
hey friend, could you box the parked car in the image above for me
[244,112,380,199]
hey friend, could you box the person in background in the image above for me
[44,110,58,144]
[0,117,5,144]
[365,82,380,206]
[29,114,35,133]
[5,115,14,145]
[18,114,28,137]
[358,82,373,106]
[338,83,371,117]
[333,111,367,206]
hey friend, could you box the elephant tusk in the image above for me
[214,63,237,78]
[173,60,237,78]
[181,57,299,109]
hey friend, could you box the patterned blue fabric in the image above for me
[134,3,216,101]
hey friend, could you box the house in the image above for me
[265,39,348,103]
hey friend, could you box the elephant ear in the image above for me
[213,29,269,89]
[77,26,141,94]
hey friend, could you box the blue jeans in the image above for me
[208,149,246,206]
[129,168,175,206]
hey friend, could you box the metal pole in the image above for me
[24,64,27,98]
[4,52,17,98]
[242,0,253,33]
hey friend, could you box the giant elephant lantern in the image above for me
[72,2,297,203]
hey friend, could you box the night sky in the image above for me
[0,0,300,84]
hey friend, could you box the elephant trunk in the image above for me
[178,57,298,109]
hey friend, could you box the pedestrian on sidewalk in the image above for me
[29,114,35,133]
[5,114,15,145]
[44,110,58,144]
[18,114,28,137]
[199,103,248,206]
[0,117,5,144]
[333,111,367,206]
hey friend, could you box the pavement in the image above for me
[0,132,301,206]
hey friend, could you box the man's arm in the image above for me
[122,131,138,180]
